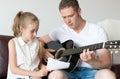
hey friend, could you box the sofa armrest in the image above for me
[111,64,120,79]
[0,35,13,78]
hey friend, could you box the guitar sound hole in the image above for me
[56,52,62,59]
[55,48,65,60]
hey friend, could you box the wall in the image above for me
[0,0,120,37]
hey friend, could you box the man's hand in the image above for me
[80,49,96,63]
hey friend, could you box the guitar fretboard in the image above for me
[62,42,104,56]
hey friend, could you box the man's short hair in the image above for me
[59,0,80,12]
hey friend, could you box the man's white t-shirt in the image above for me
[49,22,108,68]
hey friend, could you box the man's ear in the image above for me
[78,8,81,14]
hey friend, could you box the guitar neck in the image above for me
[62,42,104,56]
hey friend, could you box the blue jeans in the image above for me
[64,67,98,79]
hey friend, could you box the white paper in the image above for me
[47,58,70,71]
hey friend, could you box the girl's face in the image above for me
[20,21,39,43]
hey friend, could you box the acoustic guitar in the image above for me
[45,40,120,72]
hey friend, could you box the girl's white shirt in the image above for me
[7,37,40,79]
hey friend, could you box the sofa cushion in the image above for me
[98,19,120,40]
[0,35,13,78]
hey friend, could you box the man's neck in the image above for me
[74,19,86,33]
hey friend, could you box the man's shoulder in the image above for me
[87,22,100,27]
[86,22,102,29]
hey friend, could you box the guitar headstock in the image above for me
[105,40,120,49]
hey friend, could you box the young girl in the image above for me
[7,11,48,79]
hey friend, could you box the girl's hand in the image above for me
[44,49,55,60]
[35,67,48,77]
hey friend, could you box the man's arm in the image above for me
[39,34,54,59]
[39,34,52,44]
[80,49,112,69]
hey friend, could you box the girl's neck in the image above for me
[21,36,29,44]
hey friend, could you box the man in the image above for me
[40,0,116,79]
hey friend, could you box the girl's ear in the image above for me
[19,26,24,33]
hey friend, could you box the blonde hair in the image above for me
[12,11,39,37]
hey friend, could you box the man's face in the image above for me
[60,7,80,29]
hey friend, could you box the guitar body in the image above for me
[45,40,80,72]
[64,54,80,72]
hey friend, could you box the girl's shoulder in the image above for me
[8,37,16,47]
